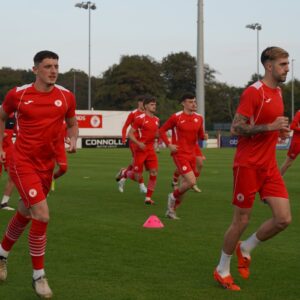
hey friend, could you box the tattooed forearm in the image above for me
[231,113,269,136]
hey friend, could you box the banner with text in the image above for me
[82,137,129,148]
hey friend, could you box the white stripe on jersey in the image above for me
[16,83,33,93]
[55,84,71,93]
[251,81,263,90]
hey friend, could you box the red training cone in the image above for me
[143,215,164,228]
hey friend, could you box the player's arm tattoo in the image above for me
[231,113,269,136]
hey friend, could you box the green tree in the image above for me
[93,55,165,110]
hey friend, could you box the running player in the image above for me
[214,47,290,291]
[0,114,16,210]
[280,110,300,175]
[119,95,159,205]
[0,50,78,299]
[159,93,205,219]
[116,96,147,193]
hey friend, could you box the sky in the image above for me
[0,0,299,87]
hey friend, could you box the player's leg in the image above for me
[29,199,52,298]
[259,197,291,238]
[144,152,158,205]
[280,141,300,176]
[236,166,290,281]
[193,155,204,192]
[214,206,251,290]
[0,176,15,210]
[214,166,256,290]
[171,169,180,189]
[28,171,54,298]
[280,156,294,176]
[0,200,31,281]
[166,170,196,220]
[144,169,157,205]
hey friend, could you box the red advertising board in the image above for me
[76,114,102,128]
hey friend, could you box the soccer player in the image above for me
[119,95,159,205]
[0,50,78,299]
[280,110,300,175]
[116,96,147,193]
[159,93,205,219]
[0,114,16,210]
[214,47,290,291]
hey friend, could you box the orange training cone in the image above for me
[143,215,164,228]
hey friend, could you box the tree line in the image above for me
[0,52,299,130]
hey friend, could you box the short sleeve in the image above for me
[66,92,76,119]
[132,116,142,131]
[237,87,259,118]
[2,89,18,115]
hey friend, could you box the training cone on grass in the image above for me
[143,215,164,228]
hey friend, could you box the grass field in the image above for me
[0,148,299,300]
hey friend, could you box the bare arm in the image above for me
[231,113,289,137]
[65,116,78,153]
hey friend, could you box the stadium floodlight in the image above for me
[291,59,295,119]
[75,1,97,110]
[246,23,262,80]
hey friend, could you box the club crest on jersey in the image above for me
[194,118,199,123]
[29,189,38,198]
[54,100,62,107]
[236,193,244,202]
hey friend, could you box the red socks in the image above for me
[29,219,48,270]
[1,211,30,251]
[146,175,157,198]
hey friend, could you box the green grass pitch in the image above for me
[0,148,299,300]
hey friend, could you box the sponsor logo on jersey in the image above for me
[24,100,34,105]
[29,189,38,198]
[236,193,244,202]
[180,120,185,123]
[54,100,63,107]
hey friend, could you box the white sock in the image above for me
[0,244,9,258]
[216,250,232,277]
[33,269,45,280]
[241,233,261,258]
[139,183,145,187]
[1,195,10,205]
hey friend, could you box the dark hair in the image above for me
[179,93,196,103]
[33,50,59,66]
[143,95,157,106]
[261,47,289,66]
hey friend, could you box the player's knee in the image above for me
[34,213,50,223]
[275,214,292,230]
[149,170,157,176]
[233,213,250,229]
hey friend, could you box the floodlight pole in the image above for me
[291,59,295,119]
[246,23,262,81]
[75,1,97,110]
[196,0,205,123]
